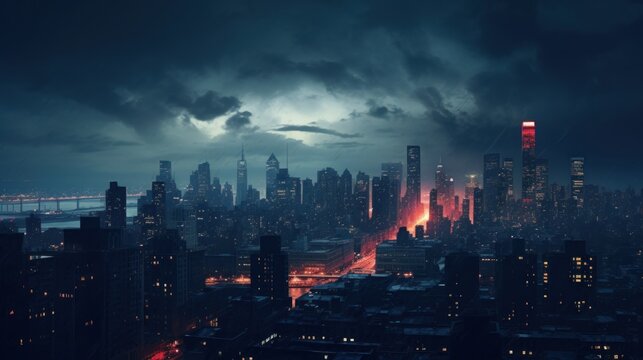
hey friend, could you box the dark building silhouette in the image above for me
[473,188,484,227]
[236,146,248,206]
[521,121,537,204]
[352,172,370,228]
[25,212,42,248]
[483,153,501,223]
[0,233,26,357]
[445,251,479,318]
[265,154,280,202]
[382,162,402,224]
[250,235,290,307]
[406,145,421,209]
[301,178,314,208]
[570,157,585,209]
[105,181,126,229]
[144,230,188,343]
[543,240,597,314]
[496,238,537,329]
[57,217,144,360]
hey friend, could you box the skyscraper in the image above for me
[158,160,172,184]
[353,172,370,228]
[483,153,501,223]
[445,251,479,318]
[464,174,479,221]
[25,213,42,248]
[382,162,402,223]
[406,145,421,209]
[250,235,290,307]
[534,158,549,211]
[196,162,211,203]
[236,146,248,206]
[543,240,596,314]
[496,238,537,329]
[301,178,314,207]
[338,169,353,219]
[521,121,537,203]
[570,157,585,209]
[266,153,280,202]
[105,181,126,230]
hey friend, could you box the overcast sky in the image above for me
[2,0,643,195]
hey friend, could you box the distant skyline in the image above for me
[2,1,643,193]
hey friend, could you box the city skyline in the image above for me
[3,1,643,193]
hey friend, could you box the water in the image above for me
[1,198,139,231]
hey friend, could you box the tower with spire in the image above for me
[236,145,248,206]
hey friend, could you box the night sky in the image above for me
[2,0,643,194]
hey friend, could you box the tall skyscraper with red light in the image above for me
[521,121,537,204]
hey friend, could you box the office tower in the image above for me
[266,153,280,202]
[353,172,370,228]
[372,176,390,227]
[445,251,480,318]
[534,158,549,210]
[58,217,144,359]
[158,160,172,183]
[222,182,234,210]
[211,176,222,206]
[543,240,597,314]
[382,162,403,223]
[570,157,585,209]
[501,158,514,201]
[289,176,301,206]
[483,153,501,222]
[0,233,26,356]
[435,161,454,217]
[276,169,300,207]
[236,147,248,206]
[473,188,484,226]
[105,181,127,229]
[461,198,470,222]
[152,181,167,229]
[25,212,42,248]
[301,178,314,207]
[144,230,188,342]
[496,238,537,329]
[246,185,261,205]
[316,167,339,211]
[196,162,211,202]
[406,145,421,209]
[250,235,289,307]
[338,169,353,217]
[464,174,479,221]
[174,205,198,249]
[521,121,537,203]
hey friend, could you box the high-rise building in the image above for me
[543,240,596,314]
[501,158,514,201]
[570,157,585,209]
[266,153,280,202]
[301,178,314,207]
[445,251,479,318]
[372,176,390,227]
[158,160,172,183]
[464,174,479,221]
[406,145,421,209]
[339,169,353,218]
[473,188,484,226]
[483,153,501,223]
[496,238,537,329]
[521,121,537,203]
[382,162,402,223]
[435,161,452,217]
[58,217,144,359]
[196,162,211,202]
[144,230,188,342]
[236,147,248,206]
[222,182,234,210]
[353,172,370,228]
[534,158,549,210]
[25,213,42,248]
[106,181,127,230]
[152,181,167,229]
[250,235,290,307]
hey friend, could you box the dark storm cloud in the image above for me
[2,0,643,190]
[224,111,253,131]
[180,91,241,121]
[273,125,361,139]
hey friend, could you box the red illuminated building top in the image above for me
[522,120,536,152]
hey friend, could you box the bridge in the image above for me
[0,193,143,214]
